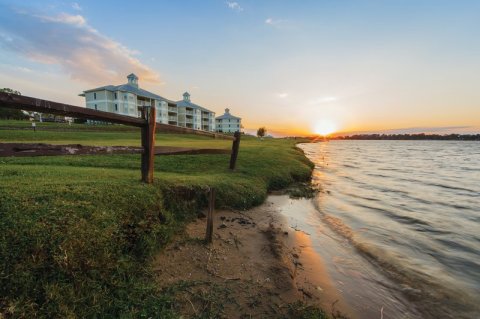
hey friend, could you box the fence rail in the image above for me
[0,92,240,183]
[0,92,146,127]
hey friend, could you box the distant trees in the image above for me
[257,127,266,138]
[0,88,28,120]
[330,133,480,141]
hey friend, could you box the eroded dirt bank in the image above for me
[152,197,352,318]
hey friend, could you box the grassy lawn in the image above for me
[0,122,313,318]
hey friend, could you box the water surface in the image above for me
[292,141,480,318]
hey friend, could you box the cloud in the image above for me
[0,6,160,85]
[226,1,243,12]
[265,18,285,28]
[265,17,297,30]
[71,2,82,11]
[277,92,288,99]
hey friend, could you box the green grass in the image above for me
[0,119,137,131]
[0,123,313,318]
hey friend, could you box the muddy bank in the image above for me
[0,143,230,157]
[152,196,351,318]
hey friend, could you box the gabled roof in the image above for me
[216,109,241,120]
[175,99,213,113]
[80,83,176,105]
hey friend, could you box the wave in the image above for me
[312,200,480,319]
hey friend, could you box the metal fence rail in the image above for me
[0,92,241,183]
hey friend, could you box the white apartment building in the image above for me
[216,108,241,133]
[175,92,216,132]
[80,73,178,126]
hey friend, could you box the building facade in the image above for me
[81,75,219,132]
[175,92,215,131]
[215,108,241,133]
[80,74,178,125]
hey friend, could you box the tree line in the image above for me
[330,133,480,141]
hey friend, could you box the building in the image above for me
[80,73,178,126]
[215,108,241,133]
[175,92,216,131]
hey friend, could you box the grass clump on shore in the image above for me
[0,125,313,318]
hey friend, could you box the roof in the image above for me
[216,111,241,120]
[80,83,176,105]
[175,99,213,113]
[127,73,138,80]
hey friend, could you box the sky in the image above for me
[0,0,479,136]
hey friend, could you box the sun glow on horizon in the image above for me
[313,119,338,136]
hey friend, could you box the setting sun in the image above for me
[313,119,337,136]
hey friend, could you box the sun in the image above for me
[313,119,337,136]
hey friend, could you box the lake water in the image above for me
[288,141,479,318]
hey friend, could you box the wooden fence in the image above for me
[0,92,241,183]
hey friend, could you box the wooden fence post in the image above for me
[205,188,216,244]
[229,131,241,170]
[141,106,156,183]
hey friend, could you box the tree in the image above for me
[257,127,266,138]
[0,88,28,120]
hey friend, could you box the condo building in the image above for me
[80,73,178,125]
[80,74,225,133]
[175,92,216,131]
[215,108,242,133]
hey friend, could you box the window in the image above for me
[94,104,97,110]
[115,104,118,111]
[114,93,117,99]
[93,92,97,99]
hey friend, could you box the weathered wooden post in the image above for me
[205,188,216,244]
[229,131,241,170]
[141,105,156,183]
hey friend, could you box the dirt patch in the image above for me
[152,201,350,318]
[0,143,230,157]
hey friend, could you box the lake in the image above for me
[283,141,480,318]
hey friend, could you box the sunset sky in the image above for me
[0,0,479,136]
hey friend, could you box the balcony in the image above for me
[168,107,177,113]
[137,102,151,107]
[185,119,193,124]
[168,116,177,121]
[186,110,194,116]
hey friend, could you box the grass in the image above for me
[0,122,314,318]
[0,119,137,131]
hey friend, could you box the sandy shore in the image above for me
[152,195,352,318]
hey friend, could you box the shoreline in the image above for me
[151,194,351,318]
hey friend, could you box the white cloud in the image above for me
[15,66,32,73]
[226,1,243,12]
[71,2,82,11]
[265,17,293,29]
[41,13,86,26]
[277,92,288,99]
[0,8,161,85]
[265,18,282,27]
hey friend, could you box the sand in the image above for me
[152,196,352,318]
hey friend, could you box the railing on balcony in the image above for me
[186,110,194,116]
[137,101,151,107]
[168,116,177,121]
[168,107,177,113]
[186,119,193,124]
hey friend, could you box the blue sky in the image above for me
[1,0,479,135]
